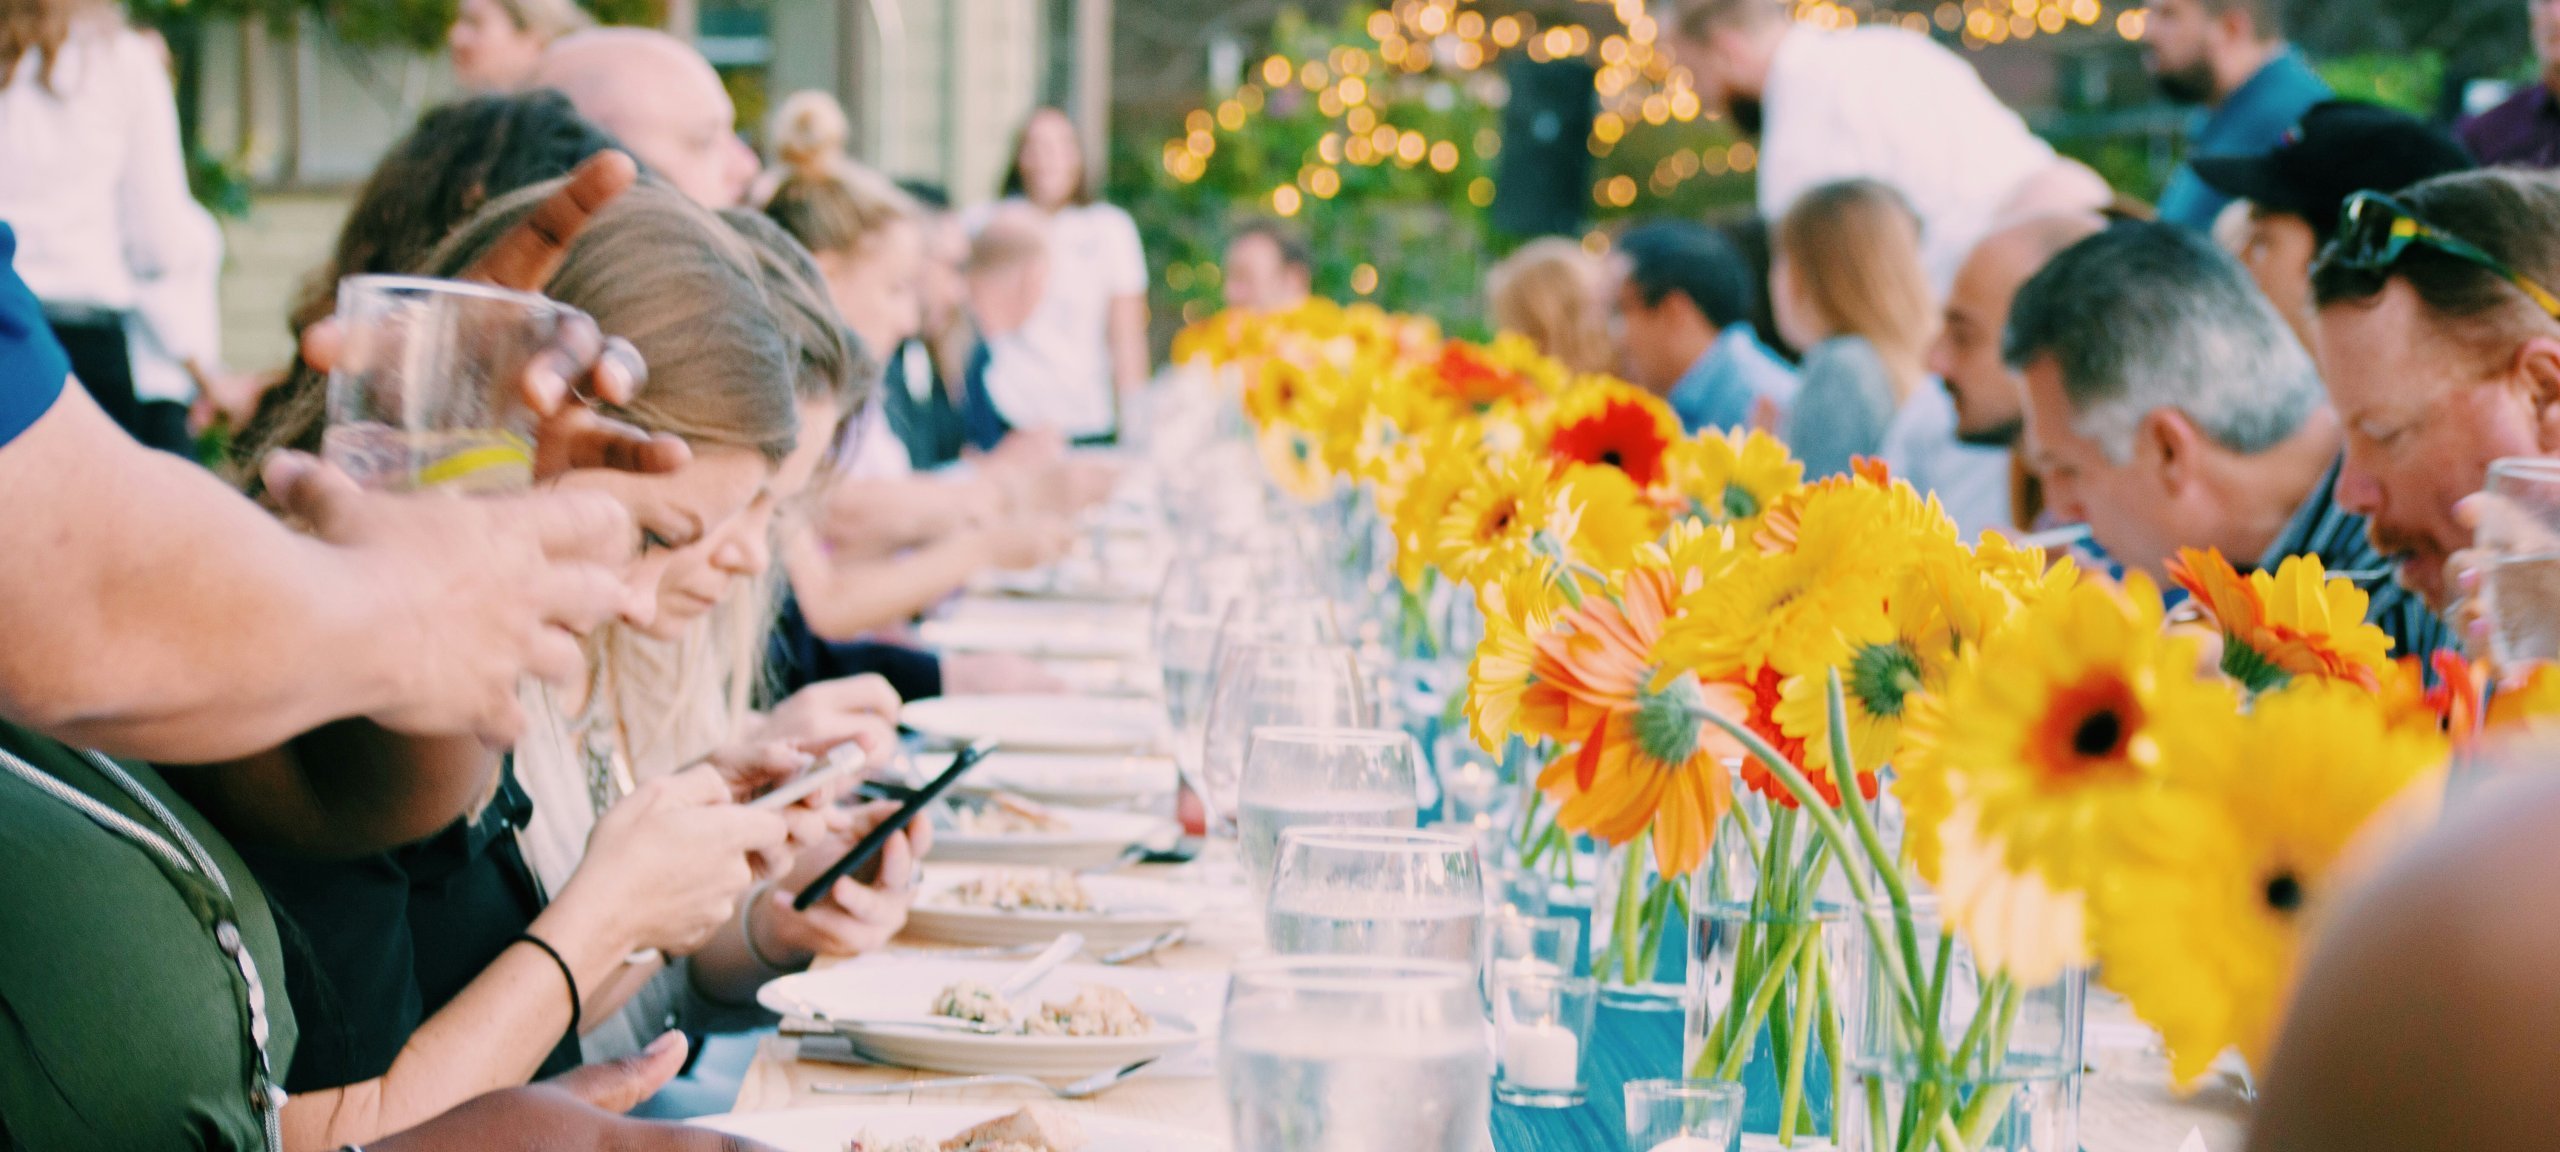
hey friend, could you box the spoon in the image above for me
[995,932,1086,1000]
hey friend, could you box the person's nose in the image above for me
[2334,449,2385,518]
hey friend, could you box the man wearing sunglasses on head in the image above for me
[2310,171,2560,617]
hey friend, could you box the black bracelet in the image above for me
[514,932,582,1041]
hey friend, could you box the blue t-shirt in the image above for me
[2156,50,2333,230]
[0,224,71,449]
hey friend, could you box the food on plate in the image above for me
[926,981,1155,1038]
[844,1104,1088,1152]
[934,869,1095,913]
[929,981,1012,1029]
[1025,984,1153,1038]
[942,1104,1089,1151]
[945,794,1070,836]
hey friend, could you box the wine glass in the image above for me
[1221,956,1492,1152]
[1236,726,1423,890]
[1265,826,1485,967]
[1195,641,1371,832]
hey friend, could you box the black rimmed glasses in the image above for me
[2330,190,2560,321]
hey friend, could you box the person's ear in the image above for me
[2515,335,2560,454]
[2140,407,2202,495]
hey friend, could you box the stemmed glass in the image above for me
[1221,956,1493,1152]
[1235,726,1423,890]
[2474,456,2560,669]
[1195,640,1372,833]
[1265,826,1485,968]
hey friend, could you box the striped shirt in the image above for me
[2259,456,2456,666]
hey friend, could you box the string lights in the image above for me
[1160,0,2144,216]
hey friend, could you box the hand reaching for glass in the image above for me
[2453,458,2560,676]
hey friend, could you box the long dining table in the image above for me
[734,851,2250,1152]
[731,576,2251,1151]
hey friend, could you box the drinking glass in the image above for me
[322,275,559,492]
[1623,1079,1745,1152]
[1196,641,1371,831]
[1266,826,1485,967]
[1236,726,1423,890]
[1494,972,1598,1108]
[1222,956,1493,1152]
[2475,456,2560,667]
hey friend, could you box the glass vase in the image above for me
[1838,903,2085,1152]
[1589,829,1690,1010]
[1686,799,1855,1150]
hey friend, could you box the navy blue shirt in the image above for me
[2157,50,2333,230]
[0,224,71,448]
[2258,456,2454,666]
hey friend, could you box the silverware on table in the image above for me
[1096,926,1186,965]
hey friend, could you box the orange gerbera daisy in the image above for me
[1543,383,1681,491]
[2165,549,2393,693]
[1528,566,1748,876]
[1431,339,1531,409]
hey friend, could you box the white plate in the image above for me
[694,1104,1206,1152]
[938,750,1178,807]
[930,805,1181,870]
[908,865,1203,949]
[916,616,1147,659]
[1032,657,1159,698]
[936,597,1153,633]
[903,694,1162,753]
[974,562,1162,603]
[758,958,1222,1079]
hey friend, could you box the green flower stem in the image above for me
[1825,670,1928,1027]
[1778,922,1820,1143]
[1514,786,1545,855]
[1609,831,1650,986]
[1817,948,1847,1143]
[1952,984,2028,1148]
[1713,924,1816,1080]
[1692,703,1924,1035]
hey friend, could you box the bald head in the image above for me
[1928,212,2108,445]
[537,28,756,209]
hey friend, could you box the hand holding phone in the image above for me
[793,739,997,910]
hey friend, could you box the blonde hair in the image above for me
[759,90,917,262]
[1776,179,1938,401]
[488,0,592,42]
[1487,237,1614,375]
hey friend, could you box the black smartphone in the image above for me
[792,739,996,910]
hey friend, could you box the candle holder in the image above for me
[1489,908,1582,981]
[1493,971,1596,1108]
[1624,1079,1745,1152]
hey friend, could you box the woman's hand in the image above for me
[751,675,903,755]
[747,801,933,965]
[554,766,792,957]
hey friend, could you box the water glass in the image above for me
[1494,972,1597,1108]
[2475,456,2560,667]
[1624,1079,1745,1152]
[1222,956,1493,1152]
[322,274,558,492]
[1238,726,1423,890]
[1266,826,1484,967]
[1198,641,1372,830]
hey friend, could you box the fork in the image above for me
[812,1057,1161,1100]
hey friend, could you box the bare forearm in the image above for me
[167,726,500,859]
[278,898,639,1151]
[788,531,989,640]
[687,896,785,1006]
[0,387,408,760]
[822,476,987,557]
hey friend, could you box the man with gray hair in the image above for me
[2007,221,2450,659]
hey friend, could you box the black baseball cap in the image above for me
[2192,100,2476,244]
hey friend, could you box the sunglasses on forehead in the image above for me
[2329,190,2560,322]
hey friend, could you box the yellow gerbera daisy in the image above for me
[1548,462,1664,575]
[1913,573,2238,889]
[2166,549,2395,693]
[1936,800,2091,987]
[1468,562,1567,749]
[1434,453,1558,586]
[1662,428,1804,530]
[1770,544,2000,776]
[2093,680,2448,1086]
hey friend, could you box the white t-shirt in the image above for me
[1881,379,2016,540]
[1757,25,2057,291]
[840,397,914,480]
[974,199,1148,439]
[0,24,222,402]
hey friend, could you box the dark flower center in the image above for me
[1600,449,1625,469]
[2263,872,2304,914]
[1849,642,1926,720]
[1721,485,1761,522]
[2072,710,2124,759]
